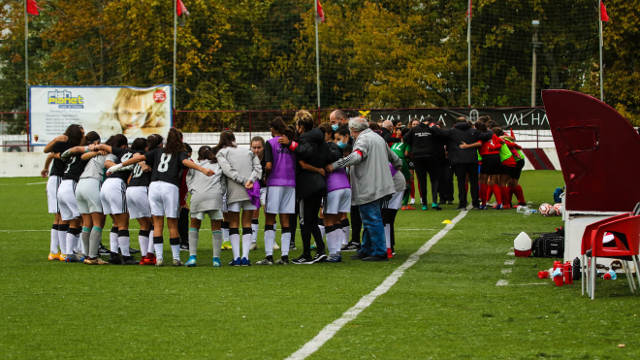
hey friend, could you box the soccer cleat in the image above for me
[143,254,156,265]
[173,259,183,266]
[212,257,221,267]
[255,256,274,265]
[249,243,258,251]
[84,257,108,265]
[401,205,407,210]
[273,242,280,251]
[291,255,312,265]
[431,203,442,211]
[386,248,394,259]
[185,255,197,267]
[229,257,241,266]
[48,252,61,261]
[139,256,147,265]
[221,241,232,250]
[409,197,415,205]
[122,256,138,265]
[421,205,428,211]
[155,258,164,267]
[277,255,289,265]
[58,254,68,262]
[180,244,189,253]
[240,257,251,266]
[65,254,83,263]
[325,254,342,263]
[108,252,123,265]
[341,242,360,252]
[98,244,110,256]
[406,205,416,210]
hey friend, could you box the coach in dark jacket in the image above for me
[429,119,491,209]
[403,116,446,210]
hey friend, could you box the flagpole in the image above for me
[314,0,321,112]
[467,0,472,107]
[173,0,177,110]
[598,1,604,101]
[24,0,29,115]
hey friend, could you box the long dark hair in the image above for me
[197,146,216,162]
[131,137,147,152]
[216,130,236,149]
[270,117,288,136]
[147,134,163,150]
[164,128,185,154]
[64,124,84,146]
[106,134,128,148]
[85,131,100,144]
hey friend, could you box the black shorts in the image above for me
[480,154,501,175]
[512,159,525,179]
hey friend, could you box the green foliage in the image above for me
[1,0,639,129]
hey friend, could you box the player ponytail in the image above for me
[165,127,186,154]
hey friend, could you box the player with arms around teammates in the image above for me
[109,128,214,266]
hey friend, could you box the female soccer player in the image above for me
[215,131,263,266]
[100,134,137,264]
[109,128,214,266]
[125,137,154,265]
[255,118,297,265]
[249,136,267,252]
[185,146,225,267]
[70,132,109,265]
[43,124,84,260]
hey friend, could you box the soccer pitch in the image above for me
[1,170,639,359]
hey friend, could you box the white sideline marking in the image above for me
[504,259,515,266]
[285,208,470,360]
[507,251,515,256]
[501,268,512,275]
[26,181,47,185]
[496,280,509,286]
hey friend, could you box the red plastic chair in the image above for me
[580,213,630,296]
[586,215,640,299]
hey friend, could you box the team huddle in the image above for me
[43,109,526,268]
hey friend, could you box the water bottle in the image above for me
[524,209,537,216]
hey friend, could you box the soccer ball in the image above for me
[552,203,563,216]
[538,203,552,216]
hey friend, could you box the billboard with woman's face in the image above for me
[29,85,172,145]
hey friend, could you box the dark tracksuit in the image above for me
[403,122,446,206]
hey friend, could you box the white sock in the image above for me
[212,230,222,258]
[188,228,198,256]
[138,234,149,258]
[342,224,350,245]
[222,227,230,242]
[147,230,155,255]
[119,234,131,256]
[319,224,326,240]
[251,221,259,243]
[154,243,164,260]
[72,233,80,253]
[326,229,336,255]
[242,233,252,259]
[57,229,67,254]
[280,231,291,256]
[264,229,275,256]
[384,224,391,249]
[65,232,75,255]
[171,244,180,260]
[50,227,59,254]
[109,230,119,253]
[81,229,90,256]
[230,233,240,259]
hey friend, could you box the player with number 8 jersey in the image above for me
[109,128,214,266]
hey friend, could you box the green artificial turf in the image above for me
[1,171,638,359]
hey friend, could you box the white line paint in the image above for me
[26,181,47,185]
[501,268,512,275]
[504,259,515,266]
[507,251,515,256]
[496,280,509,286]
[285,208,470,360]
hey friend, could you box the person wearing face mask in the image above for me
[329,109,349,130]
[278,110,330,264]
